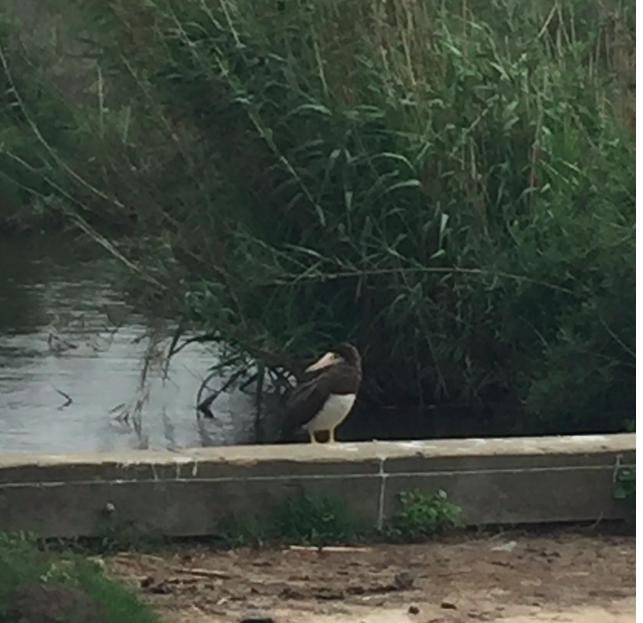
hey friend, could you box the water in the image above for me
[0,236,519,455]
[0,236,257,454]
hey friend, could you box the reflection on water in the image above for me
[0,236,256,454]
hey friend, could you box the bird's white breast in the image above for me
[304,393,356,432]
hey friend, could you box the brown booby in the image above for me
[281,342,362,443]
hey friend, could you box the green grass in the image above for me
[268,491,366,545]
[0,532,160,623]
[218,491,367,547]
[217,490,462,547]
[614,465,635,503]
[385,490,463,541]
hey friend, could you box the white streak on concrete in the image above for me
[569,435,607,442]
[335,444,360,452]
[395,441,425,448]
[377,458,387,532]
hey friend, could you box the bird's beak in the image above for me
[305,352,337,373]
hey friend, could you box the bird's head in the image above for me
[304,342,361,373]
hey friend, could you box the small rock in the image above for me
[239,613,275,623]
[491,540,517,552]
[139,576,154,588]
[316,587,345,600]
[346,585,365,595]
[394,570,416,590]
[280,586,302,599]
[408,604,420,615]
[468,613,492,621]
[441,599,458,610]
[491,560,514,568]
[150,582,172,595]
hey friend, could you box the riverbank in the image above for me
[107,529,635,623]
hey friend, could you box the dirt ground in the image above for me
[107,528,636,623]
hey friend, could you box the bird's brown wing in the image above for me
[281,373,331,437]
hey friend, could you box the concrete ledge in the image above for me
[0,434,635,538]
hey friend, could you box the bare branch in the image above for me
[52,386,73,409]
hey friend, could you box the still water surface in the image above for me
[0,236,256,454]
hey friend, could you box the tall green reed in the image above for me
[0,0,634,433]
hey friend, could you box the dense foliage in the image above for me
[0,0,635,435]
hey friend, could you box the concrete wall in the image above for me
[0,434,635,538]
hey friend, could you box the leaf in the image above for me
[438,213,449,247]
[344,190,353,212]
[374,152,416,173]
[290,103,332,117]
[383,179,423,194]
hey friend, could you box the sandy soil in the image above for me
[107,529,636,623]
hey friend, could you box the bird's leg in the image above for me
[328,428,336,443]
[308,430,317,444]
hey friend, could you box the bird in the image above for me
[280,342,362,444]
